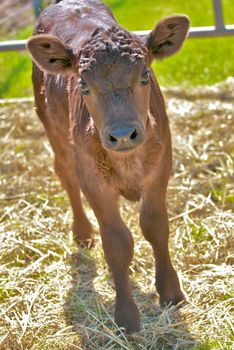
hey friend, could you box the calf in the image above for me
[27,0,189,333]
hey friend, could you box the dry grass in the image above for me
[0,78,233,350]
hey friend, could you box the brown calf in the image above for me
[27,0,189,333]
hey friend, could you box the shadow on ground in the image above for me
[64,249,202,350]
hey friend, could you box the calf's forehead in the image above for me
[82,59,144,92]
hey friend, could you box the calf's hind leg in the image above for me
[32,71,93,247]
[54,155,93,247]
[45,128,93,247]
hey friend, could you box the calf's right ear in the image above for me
[27,34,75,74]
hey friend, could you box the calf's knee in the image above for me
[101,223,134,272]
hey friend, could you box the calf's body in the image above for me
[27,0,189,333]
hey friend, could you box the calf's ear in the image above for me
[147,15,189,61]
[27,34,75,74]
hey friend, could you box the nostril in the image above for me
[108,134,118,144]
[130,129,138,140]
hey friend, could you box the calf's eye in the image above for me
[78,78,90,95]
[140,67,150,86]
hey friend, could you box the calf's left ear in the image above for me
[147,15,189,61]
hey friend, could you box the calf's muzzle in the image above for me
[103,123,146,152]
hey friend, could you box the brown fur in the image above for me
[27,0,189,333]
[78,26,147,72]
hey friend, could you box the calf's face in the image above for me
[79,57,150,152]
[27,15,189,153]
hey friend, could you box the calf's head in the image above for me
[27,15,189,153]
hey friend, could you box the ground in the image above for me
[0,79,233,349]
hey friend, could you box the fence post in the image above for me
[32,0,43,18]
[213,0,225,30]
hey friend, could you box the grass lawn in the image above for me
[0,0,234,97]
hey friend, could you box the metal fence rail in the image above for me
[0,0,233,52]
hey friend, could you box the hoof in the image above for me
[76,237,95,249]
[114,300,140,334]
[159,291,185,307]
[156,268,185,307]
[73,220,94,248]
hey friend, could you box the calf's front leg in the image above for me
[79,179,140,333]
[101,220,140,332]
[140,183,184,306]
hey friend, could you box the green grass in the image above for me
[0,0,234,96]
[105,0,234,29]
[0,26,33,98]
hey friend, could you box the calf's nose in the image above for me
[109,126,137,143]
[106,125,145,151]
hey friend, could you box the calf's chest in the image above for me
[95,152,149,201]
